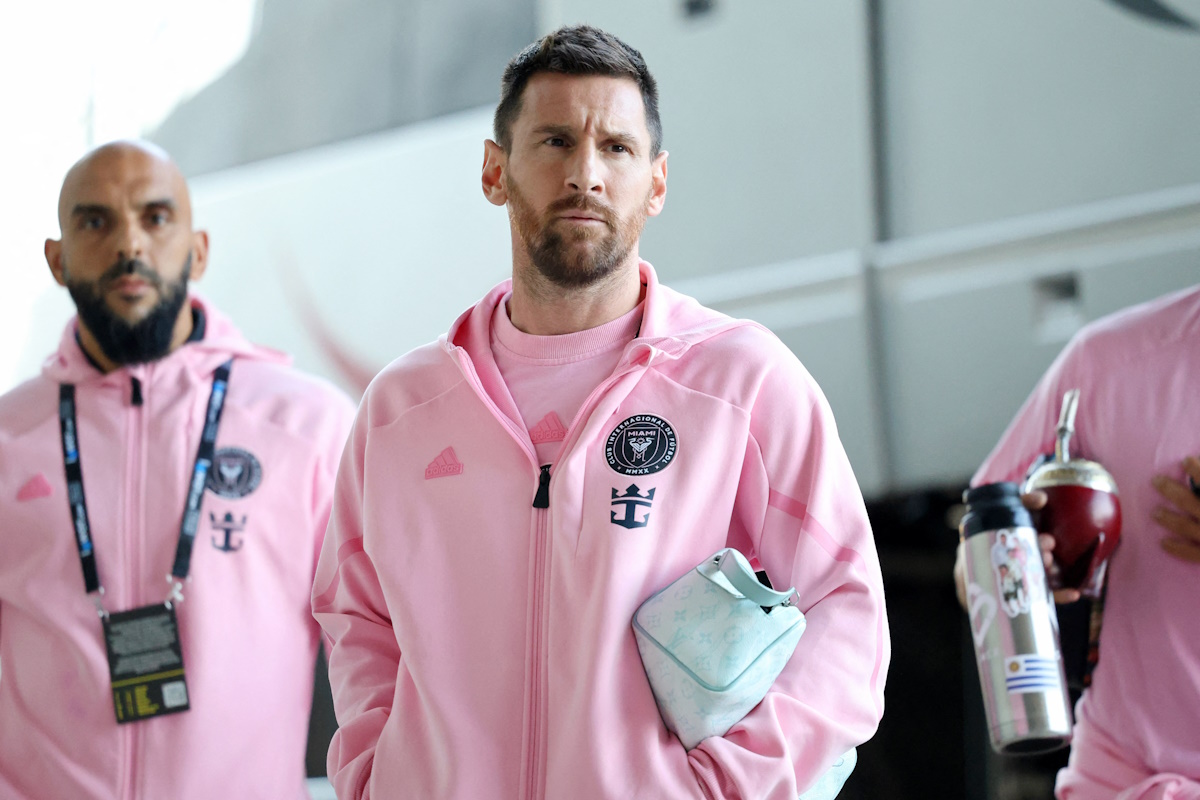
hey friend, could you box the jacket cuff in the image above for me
[690,746,741,800]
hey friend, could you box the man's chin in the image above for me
[536,257,622,289]
[104,295,162,325]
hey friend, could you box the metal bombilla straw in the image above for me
[1054,389,1080,465]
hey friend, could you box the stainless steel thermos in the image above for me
[960,482,1073,754]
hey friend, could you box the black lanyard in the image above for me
[58,360,234,597]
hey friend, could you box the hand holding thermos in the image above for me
[957,389,1123,754]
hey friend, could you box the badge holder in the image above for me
[96,580,192,724]
[59,362,231,725]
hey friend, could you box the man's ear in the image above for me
[189,230,210,282]
[646,150,668,218]
[45,239,67,287]
[482,139,509,207]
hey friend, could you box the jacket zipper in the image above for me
[125,372,146,800]
[526,465,551,800]
[532,465,551,509]
[450,346,653,800]
[523,359,651,800]
[449,352,546,799]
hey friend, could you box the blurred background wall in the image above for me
[3,1,1198,797]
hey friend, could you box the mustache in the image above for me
[547,195,615,227]
[97,258,164,292]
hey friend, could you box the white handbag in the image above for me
[632,548,856,799]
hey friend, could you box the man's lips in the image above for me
[108,276,153,295]
[557,213,608,224]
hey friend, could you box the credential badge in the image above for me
[605,414,677,476]
[206,447,263,499]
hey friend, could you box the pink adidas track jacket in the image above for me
[0,298,355,800]
[314,263,890,800]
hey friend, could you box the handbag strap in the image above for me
[715,550,796,608]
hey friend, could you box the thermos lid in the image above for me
[960,482,1034,539]
[962,482,1020,506]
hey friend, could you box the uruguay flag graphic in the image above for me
[1004,654,1061,694]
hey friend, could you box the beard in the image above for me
[507,179,646,290]
[65,253,192,366]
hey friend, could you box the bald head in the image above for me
[56,140,191,232]
[45,140,209,371]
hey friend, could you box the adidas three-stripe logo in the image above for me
[425,447,464,479]
[530,412,567,444]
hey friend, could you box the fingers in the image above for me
[1037,532,1067,587]
[1038,533,1056,569]
[1053,587,1082,604]
[1020,490,1048,512]
[953,541,968,610]
[1161,535,1200,564]
[1153,505,1200,540]
[1153,458,1200,564]
[1155,505,1200,560]
[1184,455,1200,497]
[1152,473,1200,520]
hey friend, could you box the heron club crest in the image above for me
[206,447,263,499]
[605,414,677,476]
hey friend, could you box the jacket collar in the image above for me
[443,260,739,362]
[41,293,289,387]
[437,262,750,433]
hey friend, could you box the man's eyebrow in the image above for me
[606,131,639,146]
[532,124,574,138]
[531,125,640,146]
[70,203,111,218]
[142,198,177,212]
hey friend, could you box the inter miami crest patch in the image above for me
[206,448,262,499]
[605,414,677,476]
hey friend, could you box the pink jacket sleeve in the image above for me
[688,351,890,799]
[310,399,358,602]
[312,406,396,800]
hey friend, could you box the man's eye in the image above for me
[610,144,629,154]
[81,215,105,230]
[545,137,568,147]
[148,212,168,226]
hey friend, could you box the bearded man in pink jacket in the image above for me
[314,25,890,800]
[0,141,355,799]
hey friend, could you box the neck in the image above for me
[508,257,643,336]
[77,305,195,374]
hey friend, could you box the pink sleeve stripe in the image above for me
[767,490,871,576]
[312,537,366,609]
[767,488,886,716]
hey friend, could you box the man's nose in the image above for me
[565,146,603,194]
[114,217,147,262]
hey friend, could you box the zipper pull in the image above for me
[532,464,551,509]
[130,376,144,407]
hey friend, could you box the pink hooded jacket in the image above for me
[0,298,355,800]
[314,263,890,800]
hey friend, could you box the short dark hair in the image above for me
[493,25,662,157]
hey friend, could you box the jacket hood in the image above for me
[443,261,742,365]
[41,293,290,385]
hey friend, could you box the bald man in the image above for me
[0,141,355,799]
